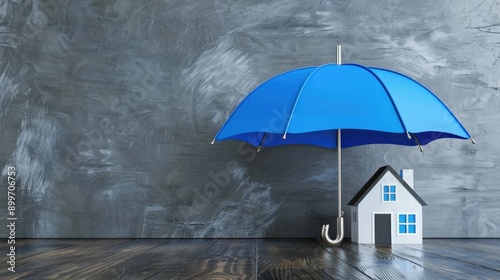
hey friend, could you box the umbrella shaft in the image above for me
[338,129,342,218]
[336,45,342,65]
[336,45,342,219]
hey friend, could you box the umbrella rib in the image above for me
[413,133,424,152]
[282,64,332,139]
[257,132,268,152]
[370,67,474,141]
[406,131,412,140]
[347,64,411,138]
[212,66,317,144]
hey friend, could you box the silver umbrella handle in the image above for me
[322,217,344,245]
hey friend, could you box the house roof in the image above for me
[347,165,427,206]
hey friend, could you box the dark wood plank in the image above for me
[12,239,162,279]
[379,243,500,279]
[472,238,500,246]
[319,241,447,280]
[257,239,330,280]
[313,241,376,279]
[87,239,219,280]
[421,239,500,271]
[0,239,132,279]
[1,239,86,259]
[165,239,256,280]
[2,238,500,279]
[257,239,371,280]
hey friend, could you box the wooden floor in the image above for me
[1,239,499,279]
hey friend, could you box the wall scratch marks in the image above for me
[0,0,499,238]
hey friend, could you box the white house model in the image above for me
[348,165,426,244]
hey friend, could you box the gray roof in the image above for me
[347,165,427,206]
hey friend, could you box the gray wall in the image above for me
[0,0,498,238]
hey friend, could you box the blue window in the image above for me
[383,185,396,202]
[399,214,416,234]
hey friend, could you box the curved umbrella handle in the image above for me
[322,217,344,245]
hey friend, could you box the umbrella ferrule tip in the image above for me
[210,139,215,145]
[406,131,412,140]
[282,133,287,140]
[471,137,476,144]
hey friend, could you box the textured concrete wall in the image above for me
[0,0,498,238]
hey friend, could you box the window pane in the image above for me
[408,225,416,234]
[390,194,396,201]
[384,185,389,192]
[390,185,396,192]
[408,214,416,223]
[399,225,407,233]
[399,214,406,223]
[384,194,389,201]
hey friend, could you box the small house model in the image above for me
[348,165,426,244]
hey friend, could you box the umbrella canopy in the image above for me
[214,64,472,150]
[212,46,473,245]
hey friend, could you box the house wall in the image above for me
[0,1,498,238]
[356,173,423,244]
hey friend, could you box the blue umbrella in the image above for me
[212,46,474,245]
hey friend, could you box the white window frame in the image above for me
[397,213,417,235]
[381,184,397,203]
